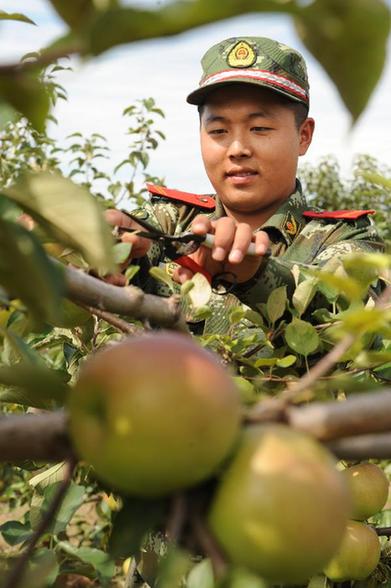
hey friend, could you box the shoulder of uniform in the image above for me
[302,209,376,221]
[146,183,215,210]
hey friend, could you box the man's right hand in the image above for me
[104,209,152,285]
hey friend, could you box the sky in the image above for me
[0,0,390,194]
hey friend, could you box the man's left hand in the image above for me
[173,215,269,285]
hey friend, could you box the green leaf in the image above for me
[187,559,214,588]
[124,264,140,284]
[310,268,364,301]
[23,549,59,588]
[232,376,257,405]
[276,355,297,368]
[188,273,212,309]
[3,172,115,273]
[0,520,32,546]
[0,217,65,325]
[157,547,192,588]
[149,265,175,290]
[47,0,96,30]
[113,241,132,264]
[285,318,320,356]
[57,541,115,586]
[109,495,166,558]
[30,481,85,535]
[0,74,50,133]
[266,286,287,324]
[293,277,318,317]
[0,362,69,408]
[226,566,268,588]
[29,462,67,491]
[294,0,390,122]
[0,10,36,24]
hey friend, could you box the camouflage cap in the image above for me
[187,36,309,108]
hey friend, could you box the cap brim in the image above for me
[187,78,307,107]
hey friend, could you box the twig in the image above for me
[3,456,77,588]
[166,493,187,544]
[190,513,227,581]
[0,46,81,75]
[64,265,189,333]
[248,284,391,422]
[79,303,144,335]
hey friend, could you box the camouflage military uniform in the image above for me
[130,181,383,334]
[126,36,384,333]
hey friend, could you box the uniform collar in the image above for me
[261,180,307,245]
[213,180,307,246]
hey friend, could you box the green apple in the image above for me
[324,520,381,581]
[343,462,389,520]
[68,332,241,496]
[208,424,351,585]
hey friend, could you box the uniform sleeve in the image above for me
[233,221,384,311]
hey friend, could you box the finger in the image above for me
[120,232,151,258]
[210,217,236,262]
[191,215,213,235]
[105,209,135,229]
[228,223,253,263]
[254,230,270,256]
[173,266,194,284]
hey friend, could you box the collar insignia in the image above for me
[284,213,298,236]
[227,41,256,68]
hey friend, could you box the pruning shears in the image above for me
[115,209,257,288]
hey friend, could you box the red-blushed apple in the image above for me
[68,332,241,496]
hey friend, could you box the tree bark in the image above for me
[64,265,188,332]
[1,390,391,462]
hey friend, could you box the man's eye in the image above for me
[251,126,271,132]
[208,128,227,135]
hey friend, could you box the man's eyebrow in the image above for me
[204,111,272,124]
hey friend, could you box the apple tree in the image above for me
[1,1,391,587]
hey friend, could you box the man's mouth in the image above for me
[225,169,258,183]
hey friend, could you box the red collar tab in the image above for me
[146,183,215,210]
[303,209,376,220]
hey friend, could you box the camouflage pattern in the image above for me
[129,181,384,334]
[187,37,309,107]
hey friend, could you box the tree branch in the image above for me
[0,411,73,462]
[327,432,391,460]
[2,391,391,462]
[3,456,77,588]
[80,303,144,335]
[64,265,188,333]
[287,390,391,441]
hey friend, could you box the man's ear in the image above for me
[298,117,315,156]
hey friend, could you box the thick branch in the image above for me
[64,265,188,332]
[287,389,391,441]
[0,411,73,461]
[2,391,391,462]
[327,433,391,460]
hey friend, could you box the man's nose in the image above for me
[227,137,252,158]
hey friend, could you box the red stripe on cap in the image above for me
[147,183,215,210]
[303,209,376,220]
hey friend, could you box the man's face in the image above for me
[200,85,314,217]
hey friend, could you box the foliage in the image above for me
[0,2,391,587]
[300,154,391,250]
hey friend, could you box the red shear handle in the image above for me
[175,255,212,284]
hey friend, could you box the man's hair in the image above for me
[197,87,309,130]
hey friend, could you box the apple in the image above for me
[324,520,381,581]
[208,424,351,585]
[68,332,241,496]
[343,462,389,520]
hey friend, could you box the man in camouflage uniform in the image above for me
[107,37,383,333]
